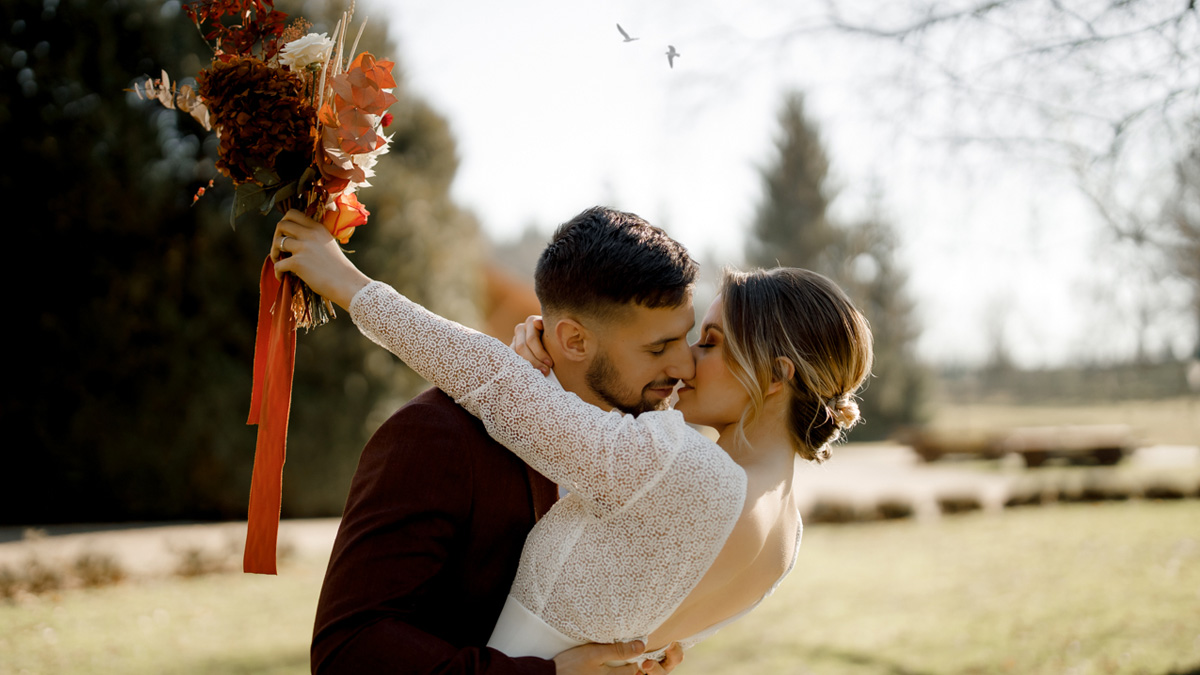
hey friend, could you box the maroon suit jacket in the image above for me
[312,387,559,674]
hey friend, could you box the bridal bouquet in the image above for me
[133,0,396,574]
[135,0,395,327]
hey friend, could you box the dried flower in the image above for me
[318,52,396,197]
[131,70,211,130]
[279,32,334,71]
[279,17,313,46]
[185,0,289,60]
[192,179,215,204]
[196,55,316,185]
[320,126,390,198]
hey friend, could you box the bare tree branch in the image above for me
[803,0,1200,353]
[823,0,1019,40]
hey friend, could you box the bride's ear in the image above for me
[550,318,592,362]
[767,357,795,396]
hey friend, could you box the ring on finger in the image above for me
[279,235,288,253]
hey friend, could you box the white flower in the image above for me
[279,33,334,71]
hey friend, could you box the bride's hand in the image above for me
[510,314,554,376]
[271,209,373,310]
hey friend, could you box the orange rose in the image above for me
[322,192,369,244]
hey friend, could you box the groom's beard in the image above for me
[586,351,676,415]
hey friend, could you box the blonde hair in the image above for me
[720,268,874,462]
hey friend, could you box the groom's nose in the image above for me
[663,341,696,382]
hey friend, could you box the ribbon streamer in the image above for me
[244,257,297,575]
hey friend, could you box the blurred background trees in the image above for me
[1,0,485,523]
[746,92,929,440]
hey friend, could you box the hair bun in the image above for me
[829,395,860,429]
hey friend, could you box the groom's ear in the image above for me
[550,317,592,363]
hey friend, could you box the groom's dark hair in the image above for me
[535,206,697,319]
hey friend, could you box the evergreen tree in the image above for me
[746,93,928,440]
[1,0,485,522]
[746,93,840,272]
[830,201,930,438]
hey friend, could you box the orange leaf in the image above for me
[336,109,378,152]
[318,101,339,128]
[329,73,356,109]
[341,52,398,115]
[349,53,397,90]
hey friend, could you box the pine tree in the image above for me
[746,93,840,272]
[746,93,928,440]
[830,202,930,438]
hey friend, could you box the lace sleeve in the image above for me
[349,281,699,516]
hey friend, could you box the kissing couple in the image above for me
[278,206,874,674]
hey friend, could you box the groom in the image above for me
[311,207,697,674]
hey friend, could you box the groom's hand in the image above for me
[552,640,683,675]
[552,641,643,675]
[646,642,683,674]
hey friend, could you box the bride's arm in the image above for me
[272,210,703,514]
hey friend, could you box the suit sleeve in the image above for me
[311,400,556,675]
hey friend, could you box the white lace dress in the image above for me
[350,282,801,663]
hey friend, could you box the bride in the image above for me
[272,208,873,666]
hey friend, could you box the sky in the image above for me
[369,0,1196,368]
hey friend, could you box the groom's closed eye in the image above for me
[643,338,672,355]
[645,337,685,355]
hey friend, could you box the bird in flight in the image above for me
[616,24,639,42]
[665,45,680,68]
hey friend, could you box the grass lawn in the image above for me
[2,501,1198,675]
[0,559,326,675]
[687,501,1200,675]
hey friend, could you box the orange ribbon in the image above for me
[244,257,297,575]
